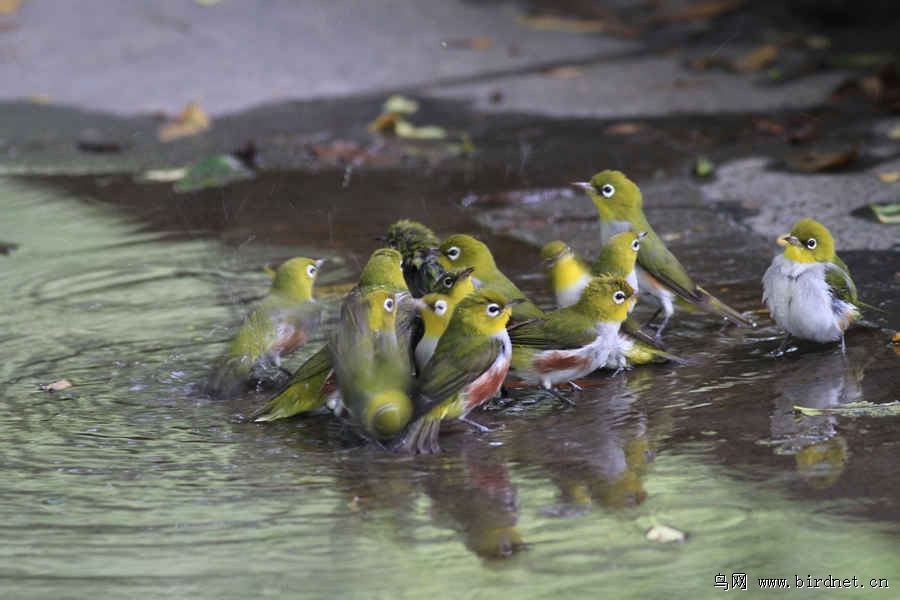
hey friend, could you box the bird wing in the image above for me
[508,316,598,350]
[636,230,702,302]
[825,256,858,305]
[413,336,502,417]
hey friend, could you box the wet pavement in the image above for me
[1,1,899,598]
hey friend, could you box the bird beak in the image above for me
[315,258,327,268]
[637,231,648,239]
[506,298,526,308]
[571,181,593,192]
[458,266,476,279]
[778,234,801,248]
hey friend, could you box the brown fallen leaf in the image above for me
[605,122,644,136]
[737,44,779,72]
[752,117,785,136]
[41,379,73,392]
[0,0,22,14]
[786,148,857,173]
[158,102,211,142]
[654,0,744,24]
[877,172,900,183]
[515,13,638,37]
[441,37,494,50]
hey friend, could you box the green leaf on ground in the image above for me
[870,203,900,224]
[694,156,715,177]
[794,401,900,418]
[174,155,253,193]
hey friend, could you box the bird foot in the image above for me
[546,386,576,407]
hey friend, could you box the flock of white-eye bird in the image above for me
[207,170,867,454]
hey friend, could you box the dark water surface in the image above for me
[1,168,898,599]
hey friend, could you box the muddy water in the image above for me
[1,170,898,600]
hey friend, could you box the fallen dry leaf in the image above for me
[29,94,52,105]
[877,172,900,183]
[737,44,779,72]
[752,118,785,136]
[394,120,446,140]
[605,122,644,135]
[441,37,494,50]
[888,124,900,139]
[382,95,419,115]
[786,148,857,173]
[654,0,744,24]
[0,0,22,14]
[158,102,211,142]
[368,111,403,133]
[515,13,637,37]
[544,65,584,78]
[41,379,73,392]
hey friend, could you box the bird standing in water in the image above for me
[762,218,861,355]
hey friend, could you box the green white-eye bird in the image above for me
[540,232,646,310]
[437,234,544,321]
[330,288,413,440]
[411,293,457,371]
[541,239,681,368]
[383,219,444,297]
[762,218,861,354]
[396,289,520,454]
[207,257,324,397]
[251,248,408,422]
[574,170,754,336]
[508,275,635,392]
[424,266,476,301]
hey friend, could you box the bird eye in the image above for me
[306,265,317,277]
[486,303,501,317]
[806,238,817,249]
[442,275,454,288]
[631,239,640,251]
[446,246,461,261]
[434,300,448,316]
[613,291,626,304]
[384,298,395,312]
[600,183,615,198]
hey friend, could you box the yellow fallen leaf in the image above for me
[158,102,212,142]
[891,332,900,344]
[383,95,419,115]
[0,0,22,14]
[441,37,494,50]
[877,172,900,183]
[888,124,900,139]
[394,120,446,140]
[515,13,637,36]
[41,379,73,392]
[368,111,402,133]
[140,168,188,182]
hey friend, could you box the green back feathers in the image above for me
[357,248,407,292]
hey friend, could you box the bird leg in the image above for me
[642,308,662,329]
[773,334,792,357]
[568,381,583,392]
[545,386,576,407]
[654,313,672,340]
[460,416,501,433]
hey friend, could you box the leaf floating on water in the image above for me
[876,172,900,183]
[41,379,73,392]
[645,523,687,543]
[869,203,900,224]
[158,102,212,142]
[694,156,716,178]
[139,167,188,183]
[785,148,857,173]
[794,401,900,418]
[174,155,253,193]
